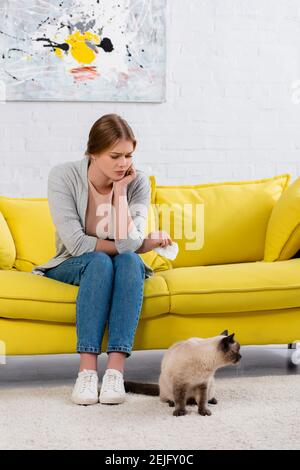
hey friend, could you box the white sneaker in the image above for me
[71,369,99,405]
[99,368,126,404]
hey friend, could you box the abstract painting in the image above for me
[0,0,166,102]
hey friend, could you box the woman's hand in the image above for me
[113,163,137,191]
[136,230,173,254]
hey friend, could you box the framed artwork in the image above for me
[0,0,166,102]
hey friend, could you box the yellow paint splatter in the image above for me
[64,30,100,64]
[55,48,63,58]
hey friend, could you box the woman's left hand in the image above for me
[114,163,137,191]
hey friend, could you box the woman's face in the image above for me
[91,139,134,180]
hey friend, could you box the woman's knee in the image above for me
[114,252,145,273]
[84,251,114,275]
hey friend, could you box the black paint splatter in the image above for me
[98,37,113,53]
[126,44,132,57]
[34,37,69,53]
[37,17,50,29]
[0,30,25,41]
[4,70,18,81]
[57,22,73,33]
[7,48,34,59]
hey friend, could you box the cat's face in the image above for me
[218,332,242,365]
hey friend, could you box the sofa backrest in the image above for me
[153,173,290,268]
[0,173,291,272]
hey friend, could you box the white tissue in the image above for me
[153,241,179,260]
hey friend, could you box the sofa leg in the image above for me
[288,342,300,366]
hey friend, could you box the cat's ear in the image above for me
[228,333,235,343]
[218,333,235,352]
[220,329,228,336]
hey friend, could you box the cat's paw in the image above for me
[186,397,197,406]
[198,407,212,416]
[167,400,175,407]
[208,397,218,405]
[173,408,187,416]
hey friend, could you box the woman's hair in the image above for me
[85,113,137,157]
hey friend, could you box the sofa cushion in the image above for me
[0,211,16,269]
[0,269,169,323]
[155,174,290,267]
[158,258,300,314]
[264,176,300,261]
[0,197,56,272]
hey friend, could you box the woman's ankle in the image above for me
[79,352,98,372]
[106,351,126,374]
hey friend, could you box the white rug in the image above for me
[1,375,300,450]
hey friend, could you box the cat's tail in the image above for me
[124,381,159,396]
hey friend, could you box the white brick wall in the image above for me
[1,0,300,197]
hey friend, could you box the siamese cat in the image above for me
[124,330,241,416]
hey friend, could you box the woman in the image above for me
[31,113,172,406]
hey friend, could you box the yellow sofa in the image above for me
[1,172,300,357]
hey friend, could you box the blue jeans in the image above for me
[43,251,146,358]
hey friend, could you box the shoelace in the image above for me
[102,373,123,392]
[79,373,98,393]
